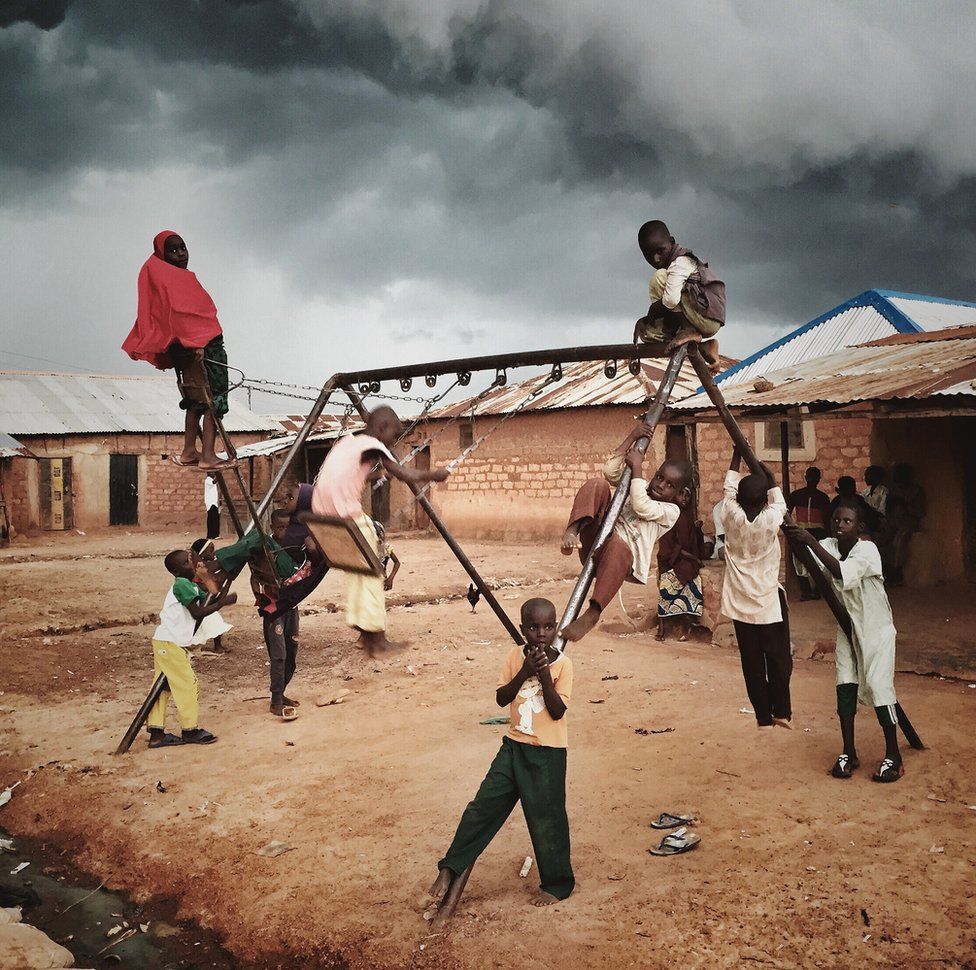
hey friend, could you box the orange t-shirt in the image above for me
[497,645,573,749]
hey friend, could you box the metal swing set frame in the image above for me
[115,335,923,923]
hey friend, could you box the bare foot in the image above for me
[772,717,792,730]
[531,891,559,907]
[178,449,202,464]
[361,631,408,657]
[560,525,581,556]
[700,338,722,373]
[561,604,601,642]
[420,868,453,909]
[198,457,237,471]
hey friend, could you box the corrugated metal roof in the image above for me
[0,432,36,459]
[427,356,735,419]
[882,292,976,331]
[860,324,976,346]
[670,332,976,413]
[0,371,281,435]
[235,413,364,458]
[712,290,976,393]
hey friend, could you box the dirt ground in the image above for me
[1,530,974,968]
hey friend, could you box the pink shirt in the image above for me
[311,434,394,519]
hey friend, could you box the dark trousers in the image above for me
[567,479,634,611]
[733,590,792,725]
[439,737,574,900]
[206,505,220,540]
[263,609,299,701]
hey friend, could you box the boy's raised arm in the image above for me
[187,590,237,621]
[380,455,449,486]
[784,526,842,580]
[528,647,567,720]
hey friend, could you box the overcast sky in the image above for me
[3,1,975,412]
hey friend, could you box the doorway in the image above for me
[413,446,431,531]
[40,458,73,530]
[110,454,139,526]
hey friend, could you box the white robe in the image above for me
[817,538,897,709]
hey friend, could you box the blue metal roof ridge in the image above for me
[874,289,976,308]
[712,289,922,387]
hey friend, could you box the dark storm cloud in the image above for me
[1,0,975,386]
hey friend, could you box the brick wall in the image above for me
[8,431,266,534]
[694,416,873,514]
[389,407,667,538]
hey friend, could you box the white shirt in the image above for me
[603,454,680,584]
[650,255,697,311]
[153,581,202,647]
[816,538,897,707]
[711,498,725,559]
[720,470,786,624]
[861,485,888,517]
[204,477,219,510]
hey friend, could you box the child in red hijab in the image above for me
[123,231,233,469]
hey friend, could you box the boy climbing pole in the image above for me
[559,419,688,642]
[633,220,726,373]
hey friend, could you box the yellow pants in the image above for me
[148,639,199,731]
[641,268,722,340]
[345,514,386,633]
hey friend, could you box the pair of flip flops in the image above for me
[648,812,700,856]
[148,728,218,748]
[831,754,904,783]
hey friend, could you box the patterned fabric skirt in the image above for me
[657,568,703,618]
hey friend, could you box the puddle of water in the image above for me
[0,827,237,968]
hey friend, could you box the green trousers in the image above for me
[214,530,296,580]
[439,737,574,900]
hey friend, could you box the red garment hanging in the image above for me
[122,230,222,370]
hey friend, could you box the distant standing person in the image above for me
[787,466,831,601]
[861,465,888,541]
[632,220,727,373]
[122,230,234,470]
[882,463,926,586]
[204,473,220,539]
[656,489,712,642]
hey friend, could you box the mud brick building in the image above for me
[0,371,278,536]
[402,291,976,588]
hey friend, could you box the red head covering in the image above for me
[122,231,222,370]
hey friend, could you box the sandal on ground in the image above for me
[169,455,199,467]
[181,727,218,744]
[148,732,185,748]
[830,754,859,779]
[871,758,904,783]
[649,827,701,856]
[650,812,693,830]
[271,705,299,722]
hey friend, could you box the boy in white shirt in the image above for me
[720,448,791,729]
[788,503,903,783]
[146,548,236,748]
[559,419,686,642]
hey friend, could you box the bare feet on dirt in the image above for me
[531,891,559,907]
[360,631,408,657]
[561,604,601,642]
[421,868,453,909]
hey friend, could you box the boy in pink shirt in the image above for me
[312,406,449,655]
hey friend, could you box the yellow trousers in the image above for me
[641,268,722,340]
[345,514,386,633]
[148,639,199,731]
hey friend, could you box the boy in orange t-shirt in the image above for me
[427,598,575,908]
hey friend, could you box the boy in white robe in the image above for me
[788,502,902,783]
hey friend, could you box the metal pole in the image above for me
[780,418,798,598]
[115,673,168,755]
[334,341,668,387]
[685,348,923,749]
[432,864,474,926]
[552,345,689,653]
[344,388,524,646]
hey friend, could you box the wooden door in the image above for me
[40,458,73,530]
[110,454,139,526]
